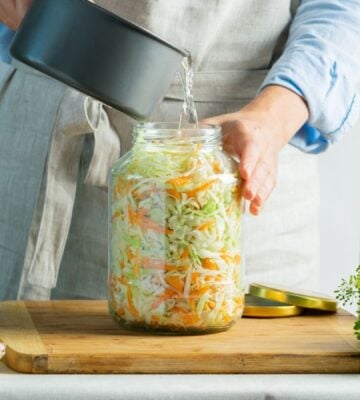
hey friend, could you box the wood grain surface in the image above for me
[0,300,359,374]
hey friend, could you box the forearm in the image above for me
[242,85,309,150]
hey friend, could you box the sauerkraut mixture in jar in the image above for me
[109,140,244,332]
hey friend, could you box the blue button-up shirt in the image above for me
[260,0,360,153]
[1,0,360,154]
[0,24,14,63]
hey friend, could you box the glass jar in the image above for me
[108,123,244,334]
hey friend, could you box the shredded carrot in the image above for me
[166,188,182,200]
[184,179,219,198]
[127,287,139,318]
[131,189,143,201]
[163,264,175,271]
[171,305,189,314]
[182,313,200,325]
[180,248,189,260]
[219,253,232,263]
[191,272,200,284]
[203,303,211,312]
[151,296,165,310]
[165,275,185,292]
[151,315,160,324]
[128,205,138,224]
[124,179,132,193]
[207,299,216,310]
[233,254,241,264]
[112,210,122,222]
[115,177,123,196]
[202,258,219,270]
[117,276,128,285]
[167,174,193,187]
[196,220,214,231]
[117,307,126,316]
[219,252,241,264]
[188,298,197,310]
[164,264,189,272]
[213,160,222,174]
[127,249,139,264]
[128,207,167,234]
[191,286,210,297]
[137,208,151,218]
[133,263,139,277]
[126,248,133,261]
[151,288,177,309]
[164,287,178,297]
[222,314,233,324]
[141,257,164,270]
[140,218,166,234]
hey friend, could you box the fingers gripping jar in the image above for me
[109,123,244,334]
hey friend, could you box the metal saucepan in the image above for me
[10,0,188,120]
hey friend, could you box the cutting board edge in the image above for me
[42,352,360,374]
[2,344,48,373]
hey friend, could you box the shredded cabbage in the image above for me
[109,139,244,332]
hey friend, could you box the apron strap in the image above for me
[290,0,300,17]
[84,97,121,187]
[269,0,300,67]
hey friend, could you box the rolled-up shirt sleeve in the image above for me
[0,24,15,64]
[260,0,360,154]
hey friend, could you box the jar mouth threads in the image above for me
[133,122,222,146]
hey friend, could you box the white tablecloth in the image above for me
[1,362,359,400]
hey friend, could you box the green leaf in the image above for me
[335,265,360,340]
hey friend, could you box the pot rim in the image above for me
[83,0,189,57]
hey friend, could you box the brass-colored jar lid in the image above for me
[249,282,338,312]
[244,294,303,318]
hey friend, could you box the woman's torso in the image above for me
[95,0,293,72]
[51,0,319,300]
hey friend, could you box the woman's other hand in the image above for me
[203,85,309,216]
[0,0,32,30]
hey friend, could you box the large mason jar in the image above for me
[108,123,244,334]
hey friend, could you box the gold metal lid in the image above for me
[249,282,338,312]
[243,294,303,318]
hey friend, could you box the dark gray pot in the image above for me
[10,0,188,120]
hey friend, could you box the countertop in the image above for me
[1,362,360,400]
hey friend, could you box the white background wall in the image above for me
[318,109,360,310]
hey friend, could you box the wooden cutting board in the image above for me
[0,300,359,374]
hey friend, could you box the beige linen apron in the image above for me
[2,0,319,300]
[0,62,66,300]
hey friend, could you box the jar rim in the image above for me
[135,122,220,132]
[133,122,221,145]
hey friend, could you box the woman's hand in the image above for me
[203,85,309,216]
[0,0,32,30]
